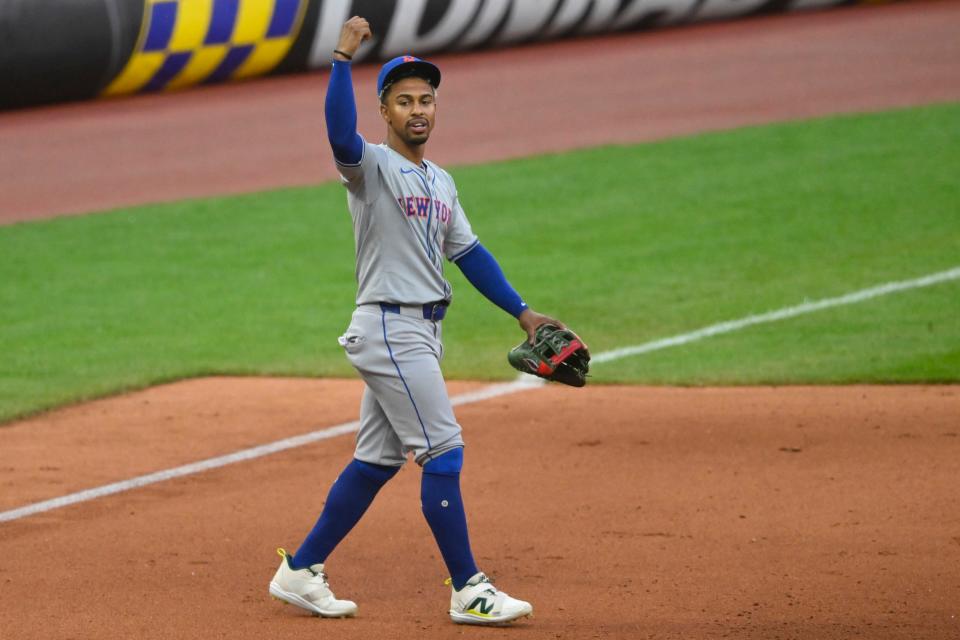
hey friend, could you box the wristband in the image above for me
[333,49,353,61]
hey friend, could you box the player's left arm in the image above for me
[453,242,527,317]
[454,244,564,343]
[446,195,564,341]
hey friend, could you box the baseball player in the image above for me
[269,16,567,626]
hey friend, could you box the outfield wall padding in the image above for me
[0,0,143,107]
[0,0,885,110]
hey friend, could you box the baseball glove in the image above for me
[508,324,590,387]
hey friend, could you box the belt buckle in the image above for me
[427,302,447,321]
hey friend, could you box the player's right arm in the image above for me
[325,17,371,166]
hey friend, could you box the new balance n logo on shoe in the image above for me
[467,596,494,616]
[448,571,532,625]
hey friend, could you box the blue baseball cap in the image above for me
[376,55,441,99]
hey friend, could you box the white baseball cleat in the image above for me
[447,572,533,625]
[269,548,357,618]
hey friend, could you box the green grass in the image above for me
[1,103,959,423]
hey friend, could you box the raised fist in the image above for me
[335,16,372,60]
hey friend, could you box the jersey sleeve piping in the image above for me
[449,238,481,263]
[335,137,366,168]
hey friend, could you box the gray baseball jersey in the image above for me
[338,139,479,306]
[336,139,476,466]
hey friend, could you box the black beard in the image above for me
[400,131,429,146]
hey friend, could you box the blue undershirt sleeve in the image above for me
[325,60,363,165]
[454,243,529,318]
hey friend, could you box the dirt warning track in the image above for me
[1,1,959,224]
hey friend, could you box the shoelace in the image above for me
[473,577,497,597]
[305,567,331,587]
[446,574,499,597]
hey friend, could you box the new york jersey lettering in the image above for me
[339,141,478,305]
[396,196,453,224]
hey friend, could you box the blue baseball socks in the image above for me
[292,449,479,590]
[421,447,479,590]
[291,458,399,569]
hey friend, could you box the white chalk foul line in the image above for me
[0,380,545,524]
[0,421,359,523]
[592,265,960,364]
[2,265,957,524]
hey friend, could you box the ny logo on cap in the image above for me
[403,56,416,62]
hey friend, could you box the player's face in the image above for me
[380,77,436,147]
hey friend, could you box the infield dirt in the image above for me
[1,381,958,638]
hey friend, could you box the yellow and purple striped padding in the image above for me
[103,0,306,96]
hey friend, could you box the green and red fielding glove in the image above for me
[507,324,590,387]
